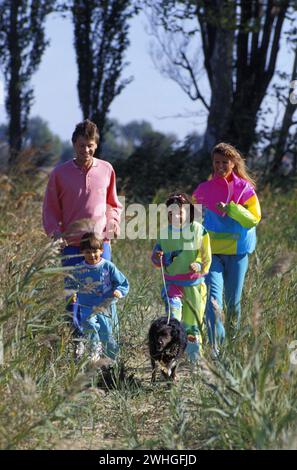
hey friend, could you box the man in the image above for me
[43,119,122,309]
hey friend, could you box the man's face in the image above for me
[73,136,98,164]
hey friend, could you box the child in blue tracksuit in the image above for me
[72,232,129,363]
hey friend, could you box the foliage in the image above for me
[69,0,137,149]
[0,0,55,162]
[144,0,296,162]
[0,117,64,169]
[0,170,296,449]
[114,134,209,202]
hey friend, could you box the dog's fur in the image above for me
[148,316,187,382]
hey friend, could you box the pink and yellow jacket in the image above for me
[193,172,261,255]
[42,158,122,246]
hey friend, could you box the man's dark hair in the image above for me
[72,119,100,144]
[80,232,104,252]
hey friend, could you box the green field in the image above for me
[0,173,297,450]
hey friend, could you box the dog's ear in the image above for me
[171,322,184,342]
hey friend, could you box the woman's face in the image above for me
[213,152,235,179]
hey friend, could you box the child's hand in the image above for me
[113,290,122,299]
[216,202,227,213]
[71,293,77,303]
[155,250,164,259]
[190,262,201,273]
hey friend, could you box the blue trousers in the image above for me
[205,254,249,345]
[74,303,119,360]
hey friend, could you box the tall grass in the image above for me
[0,172,296,449]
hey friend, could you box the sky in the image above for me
[0,11,203,144]
[0,10,294,145]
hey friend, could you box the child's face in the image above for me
[82,248,103,265]
[73,136,98,163]
[213,153,234,179]
[168,205,188,227]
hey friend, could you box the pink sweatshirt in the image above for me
[42,158,122,246]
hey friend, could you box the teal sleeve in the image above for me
[111,265,129,297]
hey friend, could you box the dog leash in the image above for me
[159,255,171,325]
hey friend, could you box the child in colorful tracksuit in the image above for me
[72,232,129,362]
[193,143,261,351]
[152,193,212,361]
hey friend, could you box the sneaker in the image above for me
[186,335,200,363]
[210,346,220,360]
[75,341,85,360]
[89,342,103,364]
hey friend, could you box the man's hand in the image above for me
[53,236,68,249]
[52,231,68,249]
[105,221,120,240]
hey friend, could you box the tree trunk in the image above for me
[272,47,297,171]
[197,0,288,156]
[202,25,234,153]
[7,0,22,164]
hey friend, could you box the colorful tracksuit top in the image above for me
[151,221,212,284]
[193,172,261,255]
[73,259,129,310]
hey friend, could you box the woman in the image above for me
[193,143,261,352]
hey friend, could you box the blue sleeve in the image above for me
[152,243,182,267]
[110,264,129,297]
[152,243,162,266]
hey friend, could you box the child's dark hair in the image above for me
[165,192,195,223]
[72,119,100,144]
[80,232,104,252]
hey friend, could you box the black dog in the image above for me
[148,316,187,383]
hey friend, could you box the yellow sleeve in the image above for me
[226,194,261,229]
[199,229,212,275]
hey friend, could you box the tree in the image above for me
[122,120,154,147]
[0,116,63,168]
[0,0,55,165]
[272,47,297,171]
[70,0,136,151]
[114,132,175,201]
[146,0,292,156]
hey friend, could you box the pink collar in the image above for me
[72,158,99,170]
[211,171,239,183]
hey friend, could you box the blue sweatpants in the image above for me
[73,303,119,360]
[205,254,249,345]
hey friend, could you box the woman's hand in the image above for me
[216,202,228,213]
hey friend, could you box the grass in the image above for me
[0,171,296,449]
